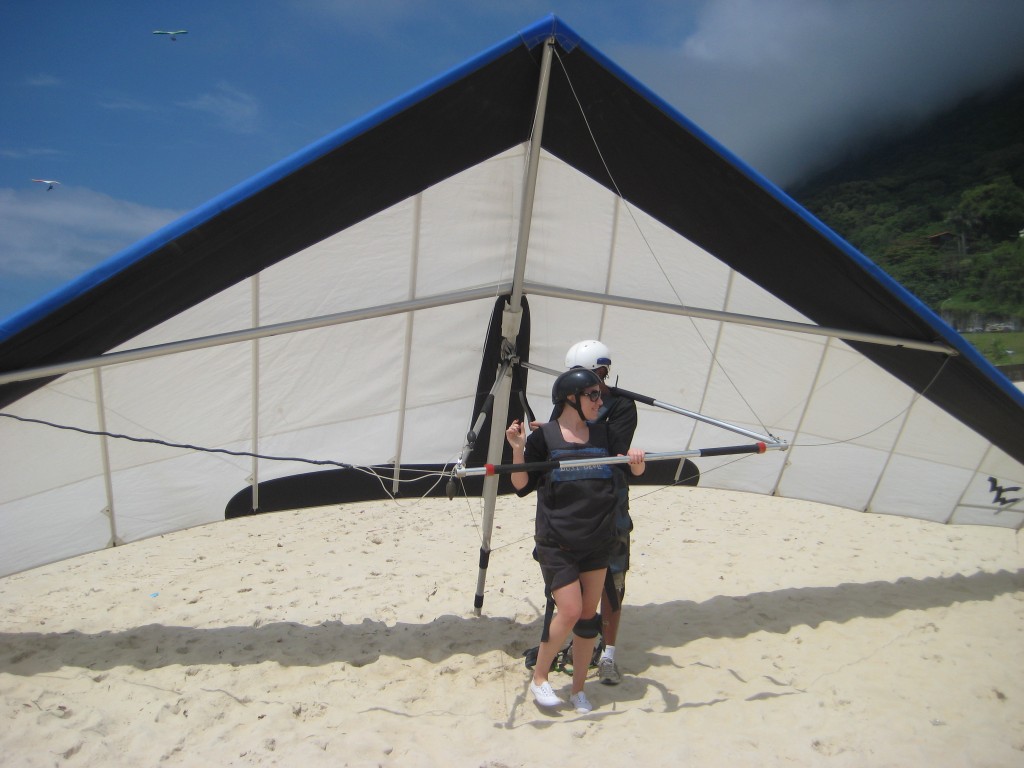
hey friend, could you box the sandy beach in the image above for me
[1,485,1022,767]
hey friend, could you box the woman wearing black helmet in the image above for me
[505,368,646,714]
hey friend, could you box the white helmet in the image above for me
[565,339,612,377]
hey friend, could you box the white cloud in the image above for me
[0,147,63,160]
[99,97,159,113]
[0,187,182,284]
[25,73,60,88]
[177,82,261,134]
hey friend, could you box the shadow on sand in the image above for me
[2,568,1020,676]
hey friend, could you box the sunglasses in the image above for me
[578,389,603,402]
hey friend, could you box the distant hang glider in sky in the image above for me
[152,30,188,40]
[1,15,1022,593]
[30,179,60,190]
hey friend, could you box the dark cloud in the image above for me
[613,0,1024,187]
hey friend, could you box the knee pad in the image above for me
[573,613,602,639]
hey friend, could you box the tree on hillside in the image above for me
[948,175,1024,252]
[788,74,1024,328]
[956,238,1024,315]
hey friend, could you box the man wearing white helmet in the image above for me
[562,339,637,686]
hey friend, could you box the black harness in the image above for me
[536,421,622,640]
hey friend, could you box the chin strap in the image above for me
[570,394,588,423]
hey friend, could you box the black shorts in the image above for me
[534,538,614,593]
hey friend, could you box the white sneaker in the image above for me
[569,691,593,714]
[598,657,621,685]
[529,681,563,708]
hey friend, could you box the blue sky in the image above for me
[3,0,1024,322]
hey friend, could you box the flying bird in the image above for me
[153,30,188,41]
[31,179,61,191]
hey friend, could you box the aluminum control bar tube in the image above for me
[610,386,779,445]
[516,360,782,446]
[446,358,513,500]
[455,439,787,478]
[471,36,557,617]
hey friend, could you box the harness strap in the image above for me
[541,588,556,642]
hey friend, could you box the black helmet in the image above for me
[551,368,602,404]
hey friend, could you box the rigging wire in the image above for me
[0,350,959,512]
[551,48,963,453]
[788,353,954,449]
[551,47,771,437]
[0,410,452,487]
[0,410,496,547]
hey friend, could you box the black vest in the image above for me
[535,421,621,553]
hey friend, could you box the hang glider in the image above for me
[1,15,1022,587]
[153,30,188,40]
[30,179,60,190]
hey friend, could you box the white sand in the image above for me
[1,486,1022,767]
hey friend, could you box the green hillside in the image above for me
[787,72,1024,365]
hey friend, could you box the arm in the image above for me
[504,420,529,491]
[608,400,644,476]
[625,447,646,476]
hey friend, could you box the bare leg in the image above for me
[532,581,582,687]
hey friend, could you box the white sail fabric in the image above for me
[2,145,1021,576]
[2,16,1022,579]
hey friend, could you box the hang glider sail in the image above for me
[30,179,60,190]
[1,15,1022,585]
[152,30,188,40]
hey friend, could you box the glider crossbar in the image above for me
[455,440,784,478]
[611,386,780,444]
[0,284,511,386]
[516,360,783,445]
[522,281,958,355]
